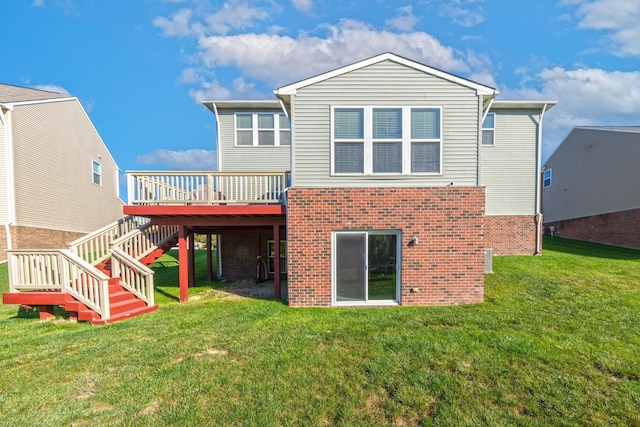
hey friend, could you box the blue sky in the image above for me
[2,0,640,182]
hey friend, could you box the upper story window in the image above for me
[235,113,290,146]
[92,160,102,186]
[543,169,552,188]
[332,106,442,175]
[482,113,495,146]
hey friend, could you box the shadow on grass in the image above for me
[543,236,640,261]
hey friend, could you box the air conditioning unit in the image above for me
[484,248,493,273]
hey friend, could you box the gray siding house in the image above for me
[543,126,640,249]
[0,84,124,260]
[200,53,556,306]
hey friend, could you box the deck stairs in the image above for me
[2,217,178,325]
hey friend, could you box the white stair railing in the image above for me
[7,249,111,320]
[111,247,155,306]
[68,216,149,265]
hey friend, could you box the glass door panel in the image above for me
[335,233,366,302]
[367,234,397,300]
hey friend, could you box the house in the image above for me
[4,53,556,322]
[0,84,124,260]
[542,126,640,249]
[126,52,555,307]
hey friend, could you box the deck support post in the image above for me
[274,224,281,300]
[37,305,56,321]
[206,234,213,282]
[178,225,189,302]
[188,230,196,287]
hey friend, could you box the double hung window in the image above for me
[482,113,495,146]
[543,169,552,188]
[92,161,102,186]
[235,113,290,146]
[332,106,442,175]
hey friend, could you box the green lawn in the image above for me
[1,237,639,426]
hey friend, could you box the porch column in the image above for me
[188,231,196,287]
[178,225,189,302]
[206,234,213,282]
[274,224,281,300]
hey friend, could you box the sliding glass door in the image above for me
[334,231,399,304]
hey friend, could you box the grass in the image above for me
[0,236,639,425]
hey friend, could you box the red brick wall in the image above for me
[485,215,538,255]
[544,208,640,250]
[0,226,84,260]
[286,187,485,307]
[219,230,286,281]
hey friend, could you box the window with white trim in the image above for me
[543,169,552,188]
[235,113,290,146]
[92,161,101,186]
[332,106,442,175]
[482,112,495,146]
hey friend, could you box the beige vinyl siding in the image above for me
[12,100,123,233]
[0,115,8,222]
[542,128,640,222]
[217,109,291,172]
[291,60,480,187]
[481,109,539,215]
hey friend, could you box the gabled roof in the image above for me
[275,52,499,97]
[0,83,71,104]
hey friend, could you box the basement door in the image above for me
[333,231,400,305]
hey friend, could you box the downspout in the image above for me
[0,104,15,258]
[534,103,549,255]
[210,101,223,278]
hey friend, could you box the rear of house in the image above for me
[542,126,640,249]
[0,84,124,260]
[204,53,555,307]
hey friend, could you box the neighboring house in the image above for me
[0,84,124,260]
[542,126,640,249]
[126,52,555,307]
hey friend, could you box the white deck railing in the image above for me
[68,216,149,265]
[111,223,178,261]
[7,249,111,319]
[127,171,288,205]
[111,247,155,306]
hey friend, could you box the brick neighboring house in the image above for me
[542,126,640,249]
[122,52,556,308]
[0,84,124,260]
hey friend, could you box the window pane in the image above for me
[258,130,275,145]
[411,108,440,139]
[336,233,366,302]
[482,113,495,129]
[368,234,397,301]
[92,161,101,185]
[411,142,440,173]
[334,142,364,173]
[482,129,494,145]
[237,130,253,145]
[334,108,364,139]
[280,130,291,145]
[258,114,274,129]
[373,108,402,139]
[236,114,252,129]
[279,114,290,129]
[373,142,402,173]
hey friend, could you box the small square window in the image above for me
[92,161,102,186]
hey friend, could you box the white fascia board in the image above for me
[203,99,282,112]
[4,96,77,107]
[491,100,557,111]
[275,52,498,96]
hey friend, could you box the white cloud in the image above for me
[385,5,419,33]
[153,8,195,37]
[502,66,640,158]
[195,19,472,90]
[135,149,217,170]
[566,0,640,55]
[291,0,313,13]
[437,0,486,27]
[204,0,271,35]
[32,84,70,95]
[32,0,45,7]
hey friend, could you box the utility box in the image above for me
[484,248,493,273]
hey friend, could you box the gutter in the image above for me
[534,103,549,255]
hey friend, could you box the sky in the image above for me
[2,0,640,191]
